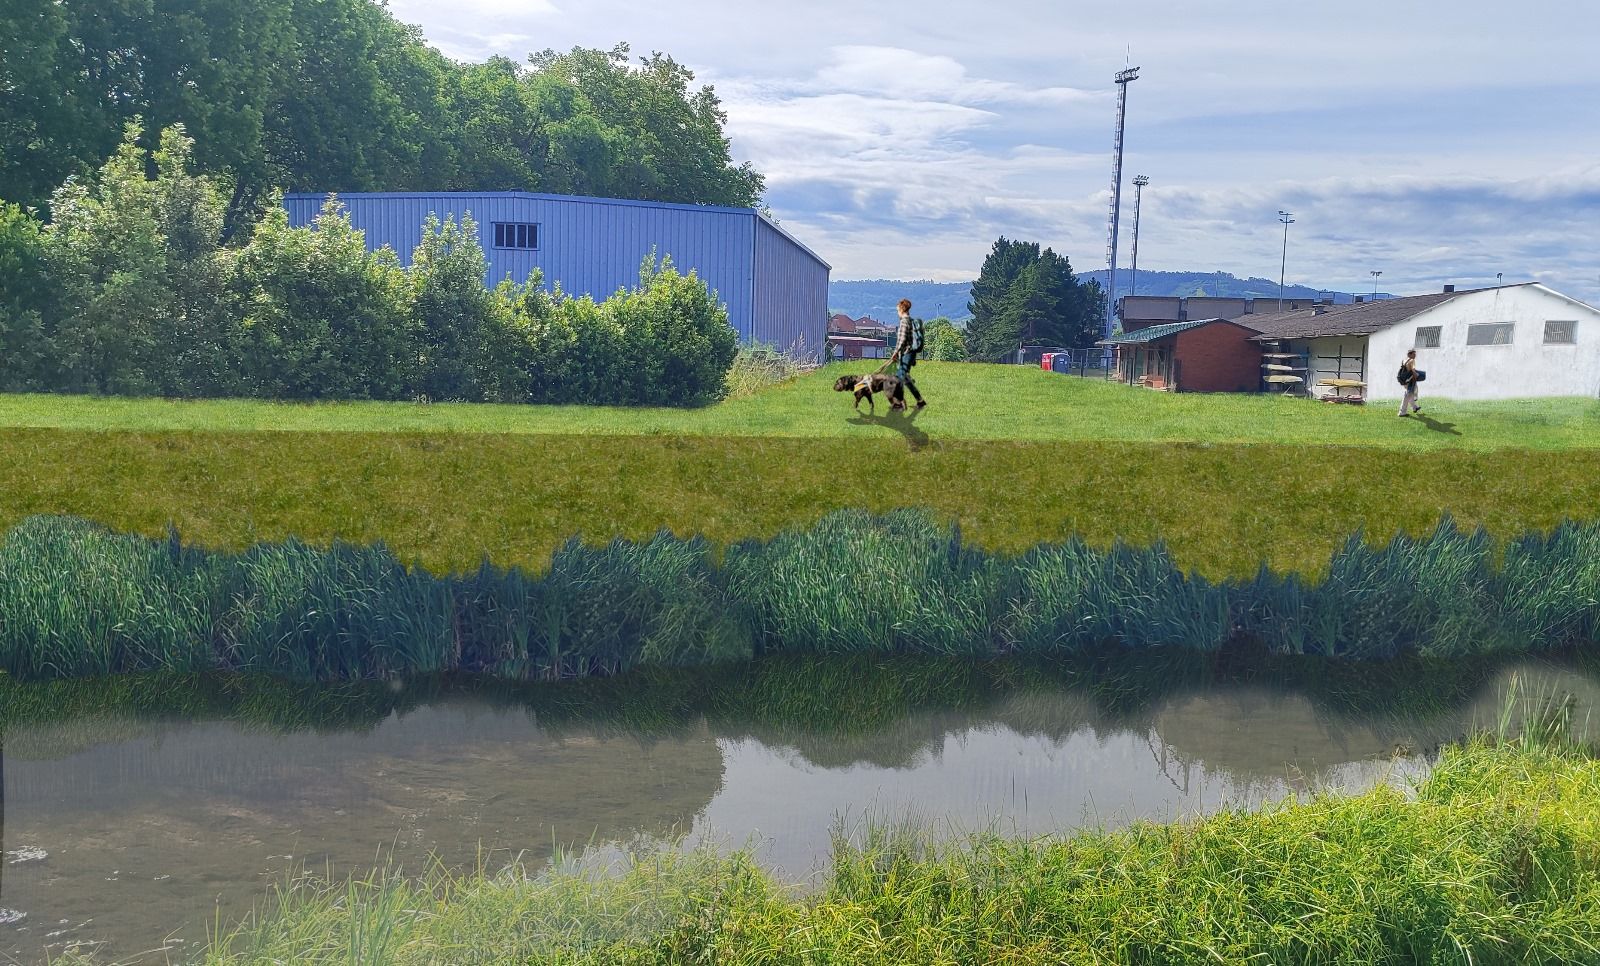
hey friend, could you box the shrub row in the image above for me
[0,124,738,406]
[1,508,1597,682]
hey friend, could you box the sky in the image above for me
[391,0,1600,303]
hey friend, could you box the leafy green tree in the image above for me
[967,237,1102,361]
[0,202,57,390]
[235,197,415,399]
[411,213,498,401]
[923,317,967,362]
[44,123,238,395]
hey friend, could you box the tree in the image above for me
[966,237,1103,361]
[412,213,495,401]
[44,122,238,395]
[923,317,967,362]
[0,202,56,390]
[235,197,415,399]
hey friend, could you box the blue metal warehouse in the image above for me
[282,191,831,361]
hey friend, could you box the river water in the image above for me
[1,660,1594,963]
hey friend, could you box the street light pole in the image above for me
[1277,210,1295,312]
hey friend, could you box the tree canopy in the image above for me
[965,237,1104,361]
[0,1,764,219]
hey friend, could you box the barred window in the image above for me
[1466,322,1515,346]
[492,222,539,250]
[1414,326,1441,349]
[1544,321,1577,345]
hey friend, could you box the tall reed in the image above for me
[2,510,1599,683]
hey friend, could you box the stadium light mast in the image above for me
[1370,270,1382,300]
[1103,65,1140,345]
[1277,210,1295,312]
[1129,174,1150,296]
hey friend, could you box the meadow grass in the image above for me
[3,510,1597,683]
[55,716,1600,965]
[4,363,1599,448]
[6,427,1600,582]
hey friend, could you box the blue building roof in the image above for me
[279,190,831,271]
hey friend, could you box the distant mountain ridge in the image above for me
[830,271,1391,323]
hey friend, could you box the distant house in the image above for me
[827,313,890,359]
[283,190,831,361]
[1098,318,1264,392]
[1246,283,1600,401]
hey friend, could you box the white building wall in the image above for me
[1365,285,1600,401]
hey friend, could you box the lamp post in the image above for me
[1370,270,1382,300]
[1130,174,1150,297]
[1277,210,1295,312]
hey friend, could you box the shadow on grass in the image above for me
[1414,413,1463,437]
[848,405,931,451]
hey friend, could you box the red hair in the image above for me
[897,298,912,313]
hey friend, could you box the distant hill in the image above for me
[830,271,1390,323]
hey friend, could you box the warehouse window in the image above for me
[1414,325,1441,348]
[1544,321,1577,345]
[1466,322,1515,346]
[492,222,539,250]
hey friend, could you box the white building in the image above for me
[1248,283,1600,401]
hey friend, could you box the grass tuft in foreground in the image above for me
[2,509,1598,683]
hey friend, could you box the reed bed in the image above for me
[2,509,1598,683]
[50,710,1599,965]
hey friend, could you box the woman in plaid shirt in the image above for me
[888,298,927,409]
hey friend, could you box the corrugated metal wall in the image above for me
[281,192,828,361]
[753,216,830,360]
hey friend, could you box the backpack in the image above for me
[1397,364,1411,386]
[909,316,926,354]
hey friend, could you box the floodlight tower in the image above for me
[1103,66,1140,344]
[1129,174,1150,296]
[1277,210,1295,312]
[1370,270,1382,299]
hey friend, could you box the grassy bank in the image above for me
[7,428,1600,582]
[66,729,1600,965]
[4,510,1597,683]
[5,365,1600,448]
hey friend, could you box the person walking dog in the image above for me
[1397,349,1423,416]
[888,298,927,409]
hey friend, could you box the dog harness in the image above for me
[855,377,873,393]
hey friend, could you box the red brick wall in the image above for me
[1172,322,1261,392]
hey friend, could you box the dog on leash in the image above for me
[834,372,905,414]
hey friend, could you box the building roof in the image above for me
[1098,318,1256,345]
[1244,285,1515,341]
[826,334,886,345]
[829,314,858,333]
[280,190,833,270]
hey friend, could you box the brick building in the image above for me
[1098,318,1264,392]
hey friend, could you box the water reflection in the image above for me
[0,659,1593,963]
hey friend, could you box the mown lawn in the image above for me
[4,362,1599,450]
[4,366,1599,579]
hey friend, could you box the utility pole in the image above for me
[1103,66,1140,346]
[1277,210,1295,312]
[1130,174,1150,296]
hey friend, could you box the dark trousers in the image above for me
[896,353,923,402]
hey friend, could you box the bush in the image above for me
[235,198,417,399]
[0,202,56,391]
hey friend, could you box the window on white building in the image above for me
[1466,322,1515,346]
[1544,321,1578,345]
[492,222,540,250]
[1414,326,1441,348]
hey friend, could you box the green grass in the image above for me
[3,510,1597,683]
[4,365,1600,582]
[5,363,1600,449]
[59,726,1600,965]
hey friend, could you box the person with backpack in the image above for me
[888,298,927,409]
[1397,349,1423,416]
